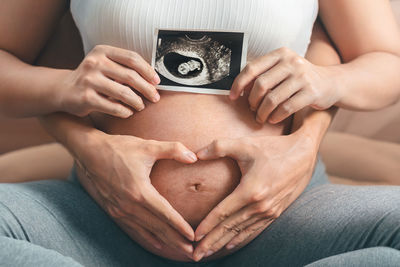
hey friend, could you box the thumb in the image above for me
[153,141,197,163]
[196,139,242,160]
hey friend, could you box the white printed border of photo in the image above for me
[151,28,248,95]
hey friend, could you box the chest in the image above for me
[71,0,318,60]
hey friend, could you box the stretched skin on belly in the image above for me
[151,157,241,229]
[90,91,288,261]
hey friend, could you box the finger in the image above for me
[268,89,314,124]
[230,49,283,100]
[101,60,160,103]
[194,184,250,242]
[116,218,163,250]
[193,211,261,261]
[127,214,194,258]
[93,76,146,111]
[256,77,302,123]
[151,141,197,163]
[196,139,249,161]
[194,168,261,242]
[94,181,121,207]
[88,93,134,118]
[104,46,160,85]
[226,219,274,250]
[248,62,291,111]
[141,184,195,242]
[121,201,194,258]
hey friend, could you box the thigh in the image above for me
[0,180,168,267]
[218,184,400,267]
[305,247,400,267]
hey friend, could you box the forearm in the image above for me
[328,52,400,110]
[318,0,400,111]
[39,113,103,160]
[291,107,337,152]
[291,20,338,150]
[0,143,73,182]
[0,50,71,117]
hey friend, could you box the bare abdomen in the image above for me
[90,91,288,261]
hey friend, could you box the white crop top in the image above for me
[71,0,318,62]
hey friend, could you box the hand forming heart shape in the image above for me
[192,133,317,261]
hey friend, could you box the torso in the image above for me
[71,0,318,261]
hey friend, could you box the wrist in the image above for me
[291,107,336,151]
[323,65,347,106]
[50,69,74,113]
[40,113,106,161]
[68,123,108,161]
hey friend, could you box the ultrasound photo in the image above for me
[152,29,248,95]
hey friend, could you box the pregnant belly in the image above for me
[91,91,289,261]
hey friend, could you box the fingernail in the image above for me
[187,232,195,242]
[196,234,205,241]
[186,244,194,254]
[226,244,235,250]
[197,148,208,158]
[153,242,162,250]
[195,251,205,262]
[124,110,134,117]
[153,93,160,102]
[153,73,161,84]
[184,151,197,162]
[205,250,214,257]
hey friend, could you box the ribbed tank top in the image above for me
[71,0,318,62]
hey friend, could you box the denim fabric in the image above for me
[0,158,399,267]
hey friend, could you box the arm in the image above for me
[230,0,400,124]
[191,20,341,261]
[319,0,400,110]
[40,112,198,259]
[0,143,73,183]
[321,132,400,185]
[1,1,196,258]
[0,1,69,117]
[291,20,339,144]
[0,2,160,118]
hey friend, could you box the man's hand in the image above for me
[192,132,318,261]
[74,132,197,259]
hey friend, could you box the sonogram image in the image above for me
[152,30,247,94]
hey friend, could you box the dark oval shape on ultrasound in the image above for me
[163,52,204,78]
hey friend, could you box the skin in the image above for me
[193,0,400,260]
[0,0,399,263]
[0,3,160,118]
[0,143,74,183]
[321,132,400,185]
[0,5,333,261]
[228,0,400,125]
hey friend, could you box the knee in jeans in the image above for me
[359,194,400,248]
[0,186,27,239]
[0,204,22,238]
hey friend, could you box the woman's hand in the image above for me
[192,132,318,261]
[74,132,197,259]
[230,47,340,124]
[56,45,161,118]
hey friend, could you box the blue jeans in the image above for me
[0,159,399,267]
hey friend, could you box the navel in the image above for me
[189,183,202,192]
